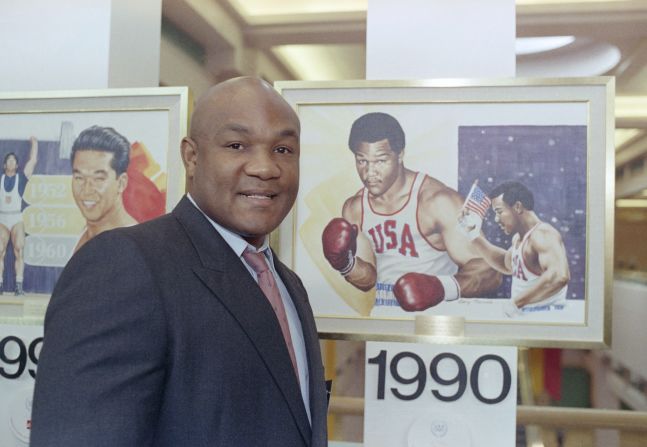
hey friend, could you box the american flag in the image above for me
[464,181,491,218]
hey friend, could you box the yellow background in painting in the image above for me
[299,168,375,317]
[24,175,74,206]
[23,205,84,235]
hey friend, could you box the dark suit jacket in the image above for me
[31,196,328,446]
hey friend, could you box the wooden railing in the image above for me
[329,396,647,431]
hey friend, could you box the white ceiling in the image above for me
[229,0,367,17]
[162,0,647,197]
[210,0,647,95]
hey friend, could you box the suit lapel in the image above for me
[172,198,312,444]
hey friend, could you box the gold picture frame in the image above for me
[0,87,190,324]
[276,78,614,348]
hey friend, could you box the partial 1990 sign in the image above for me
[0,325,43,447]
[364,341,517,447]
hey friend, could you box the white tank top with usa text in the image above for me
[361,172,458,312]
[510,224,567,310]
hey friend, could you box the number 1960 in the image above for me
[368,350,511,404]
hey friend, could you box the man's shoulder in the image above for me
[84,213,183,258]
[418,176,462,208]
[528,221,563,245]
[344,192,362,208]
[63,213,189,286]
[107,212,176,239]
[342,189,363,223]
[125,211,178,232]
[346,187,363,203]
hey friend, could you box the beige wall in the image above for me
[615,208,647,272]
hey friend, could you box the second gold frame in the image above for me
[276,77,614,348]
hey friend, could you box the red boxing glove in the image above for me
[322,218,358,275]
[393,273,446,311]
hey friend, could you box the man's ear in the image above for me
[181,137,198,178]
[397,150,404,164]
[513,201,524,214]
[117,172,128,193]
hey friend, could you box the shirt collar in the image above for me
[186,193,271,260]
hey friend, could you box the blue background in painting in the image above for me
[458,125,587,300]
[0,139,68,294]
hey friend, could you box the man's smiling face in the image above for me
[182,79,301,247]
[72,150,126,225]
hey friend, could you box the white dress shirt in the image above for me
[186,194,311,422]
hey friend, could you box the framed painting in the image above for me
[276,78,613,347]
[0,87,190,323]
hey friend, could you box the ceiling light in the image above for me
[616,97,647,119]
[616,199,647,208]
[273,44,365,80]
[516,36,575,55]
[517,38,620,76]
[230,0,367,17]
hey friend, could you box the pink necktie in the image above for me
[243,250,300,381]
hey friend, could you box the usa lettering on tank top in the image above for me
[361,172,457,311]
[510,224,567,310]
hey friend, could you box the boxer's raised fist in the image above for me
[393,273,446,311]
[322,218,358,274]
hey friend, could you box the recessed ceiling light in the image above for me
[616,199,647,208]
[516,36,575,55]
[517,38,620,76]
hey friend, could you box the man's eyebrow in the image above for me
[72,168,110,175]
[278,128,299,138]
[217,124,298,138]
[221,123,250,134]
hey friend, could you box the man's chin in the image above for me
[230,221,278,242]
[238,224,279,239]
[81,212,106,224]
[366,185,385,197]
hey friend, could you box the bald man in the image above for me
[31,77,328,447]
